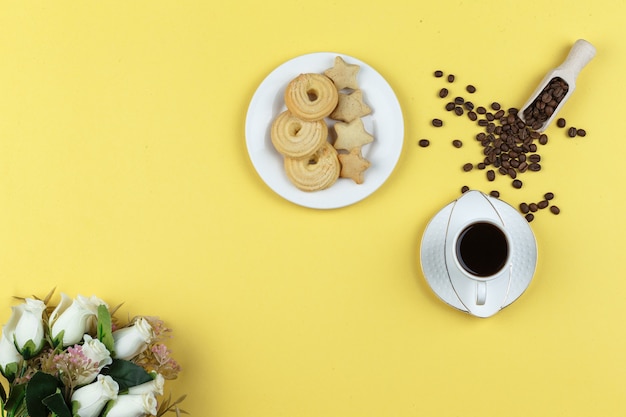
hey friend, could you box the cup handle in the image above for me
[476,281,487,305]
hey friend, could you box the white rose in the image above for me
[74,335,113,386]
[127,373,164,396]
[71,374,119,417]
[112,318,154,360]
[2,298,46,358]
[103,393,157,417]
[0,332,22,379]
[50,294,108,346]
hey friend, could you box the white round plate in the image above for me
[245,52,404,209]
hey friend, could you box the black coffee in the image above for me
[456,222,508,277]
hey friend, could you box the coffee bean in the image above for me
[464,101,474,111]
[489,190,500,198]
[519,202,530,213]
[487,170,495,181]
[461,185,470,193]
[466,85,476,93]
[419,139,430,147]
[447,74,455,82]
[529,154,541,163]
[577,129,586,137]
[432,118,443,127]
[522,77,569,128]
[477,162,486,170]
[529,203,538,212]
[476,106,486,114]
[445,102,455,111]
[557,118,566,128]
[525,213,535,222]
[452,139,463,148]
[491,102,501,111]
[550,205,560,214]
[512,179,523,189]
[538,200,549,209]
[463,163,474,172]
[439,88,449,98]
[454,96,464,105]
[434,70,444,77]
[568,127,577,137]
[539,134,548,145]
[455,106,464,116]
[544,192,554,200]
[467,111,478,121]
[528,163,541,172]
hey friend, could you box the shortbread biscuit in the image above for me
[271,110,328,159]
[284,73,338,121]
[333,118,374,151]
[338,148,371,184]
[329,90,372,122]
[284,142,340,191]
[324,56,360,91]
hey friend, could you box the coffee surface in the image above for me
[456,222,508,277]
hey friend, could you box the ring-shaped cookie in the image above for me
[270,111,328,159]
[284,73,339,121]
[284,142,340,191]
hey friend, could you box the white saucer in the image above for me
[245,52,404,209]
[420,191,538,317]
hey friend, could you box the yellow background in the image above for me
[1,1,625,416]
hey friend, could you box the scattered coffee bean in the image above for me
[491,102,501,111]
[419,139,430,147]
[519,202,530,213]
[487,170,495,181]
[434,70,444,77]
[452,139,463,148]
[577,128,586,137]
[439,88,449,98]
[550,205,560,215]
[467,111,478,121]
[544,192,554,200]
[432,118,443,127]
[477,162,486,170]
[461,185,470,193]
[539,134,548,145]
[529,203,538,212]
[463,163,474,172]
[537,200,549,209]
[476,106,486,114]
[557,118,566,128]
[466,85,476,93]
[447,74,455,83]
[454,106,464,116]
[454,97,464,105]
[512,179,523,189]
[489,190,500,198]
[525,213,535,222]
[464,101,474,111]
[445,102,455,111]
[568,127,577,137]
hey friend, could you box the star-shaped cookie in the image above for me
[338,148,371,184]
[333,118,374,151]
[329,90,372,122]
[324,56,360,91]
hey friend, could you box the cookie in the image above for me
[338,148,371,184]
[333,118,374,151]
[284,73,339,121]
[323,56,360,91]
[284,142,340,191]
[271,110,328,159]
[329,89,372,122]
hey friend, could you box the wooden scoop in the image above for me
[518,39,596,132]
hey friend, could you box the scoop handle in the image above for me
[555,39,596,78]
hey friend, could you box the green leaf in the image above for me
[0,380,6,403]
[18,339,43,360]
[97,305,115,354]
[42,391,72,417]
[5,382,26,412]
[102,359,152,391]
[25,371,60,417]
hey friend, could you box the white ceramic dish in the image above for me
[420,191,538,317]
[245,52,404,209]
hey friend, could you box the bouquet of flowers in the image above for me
[0,290,187,417]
